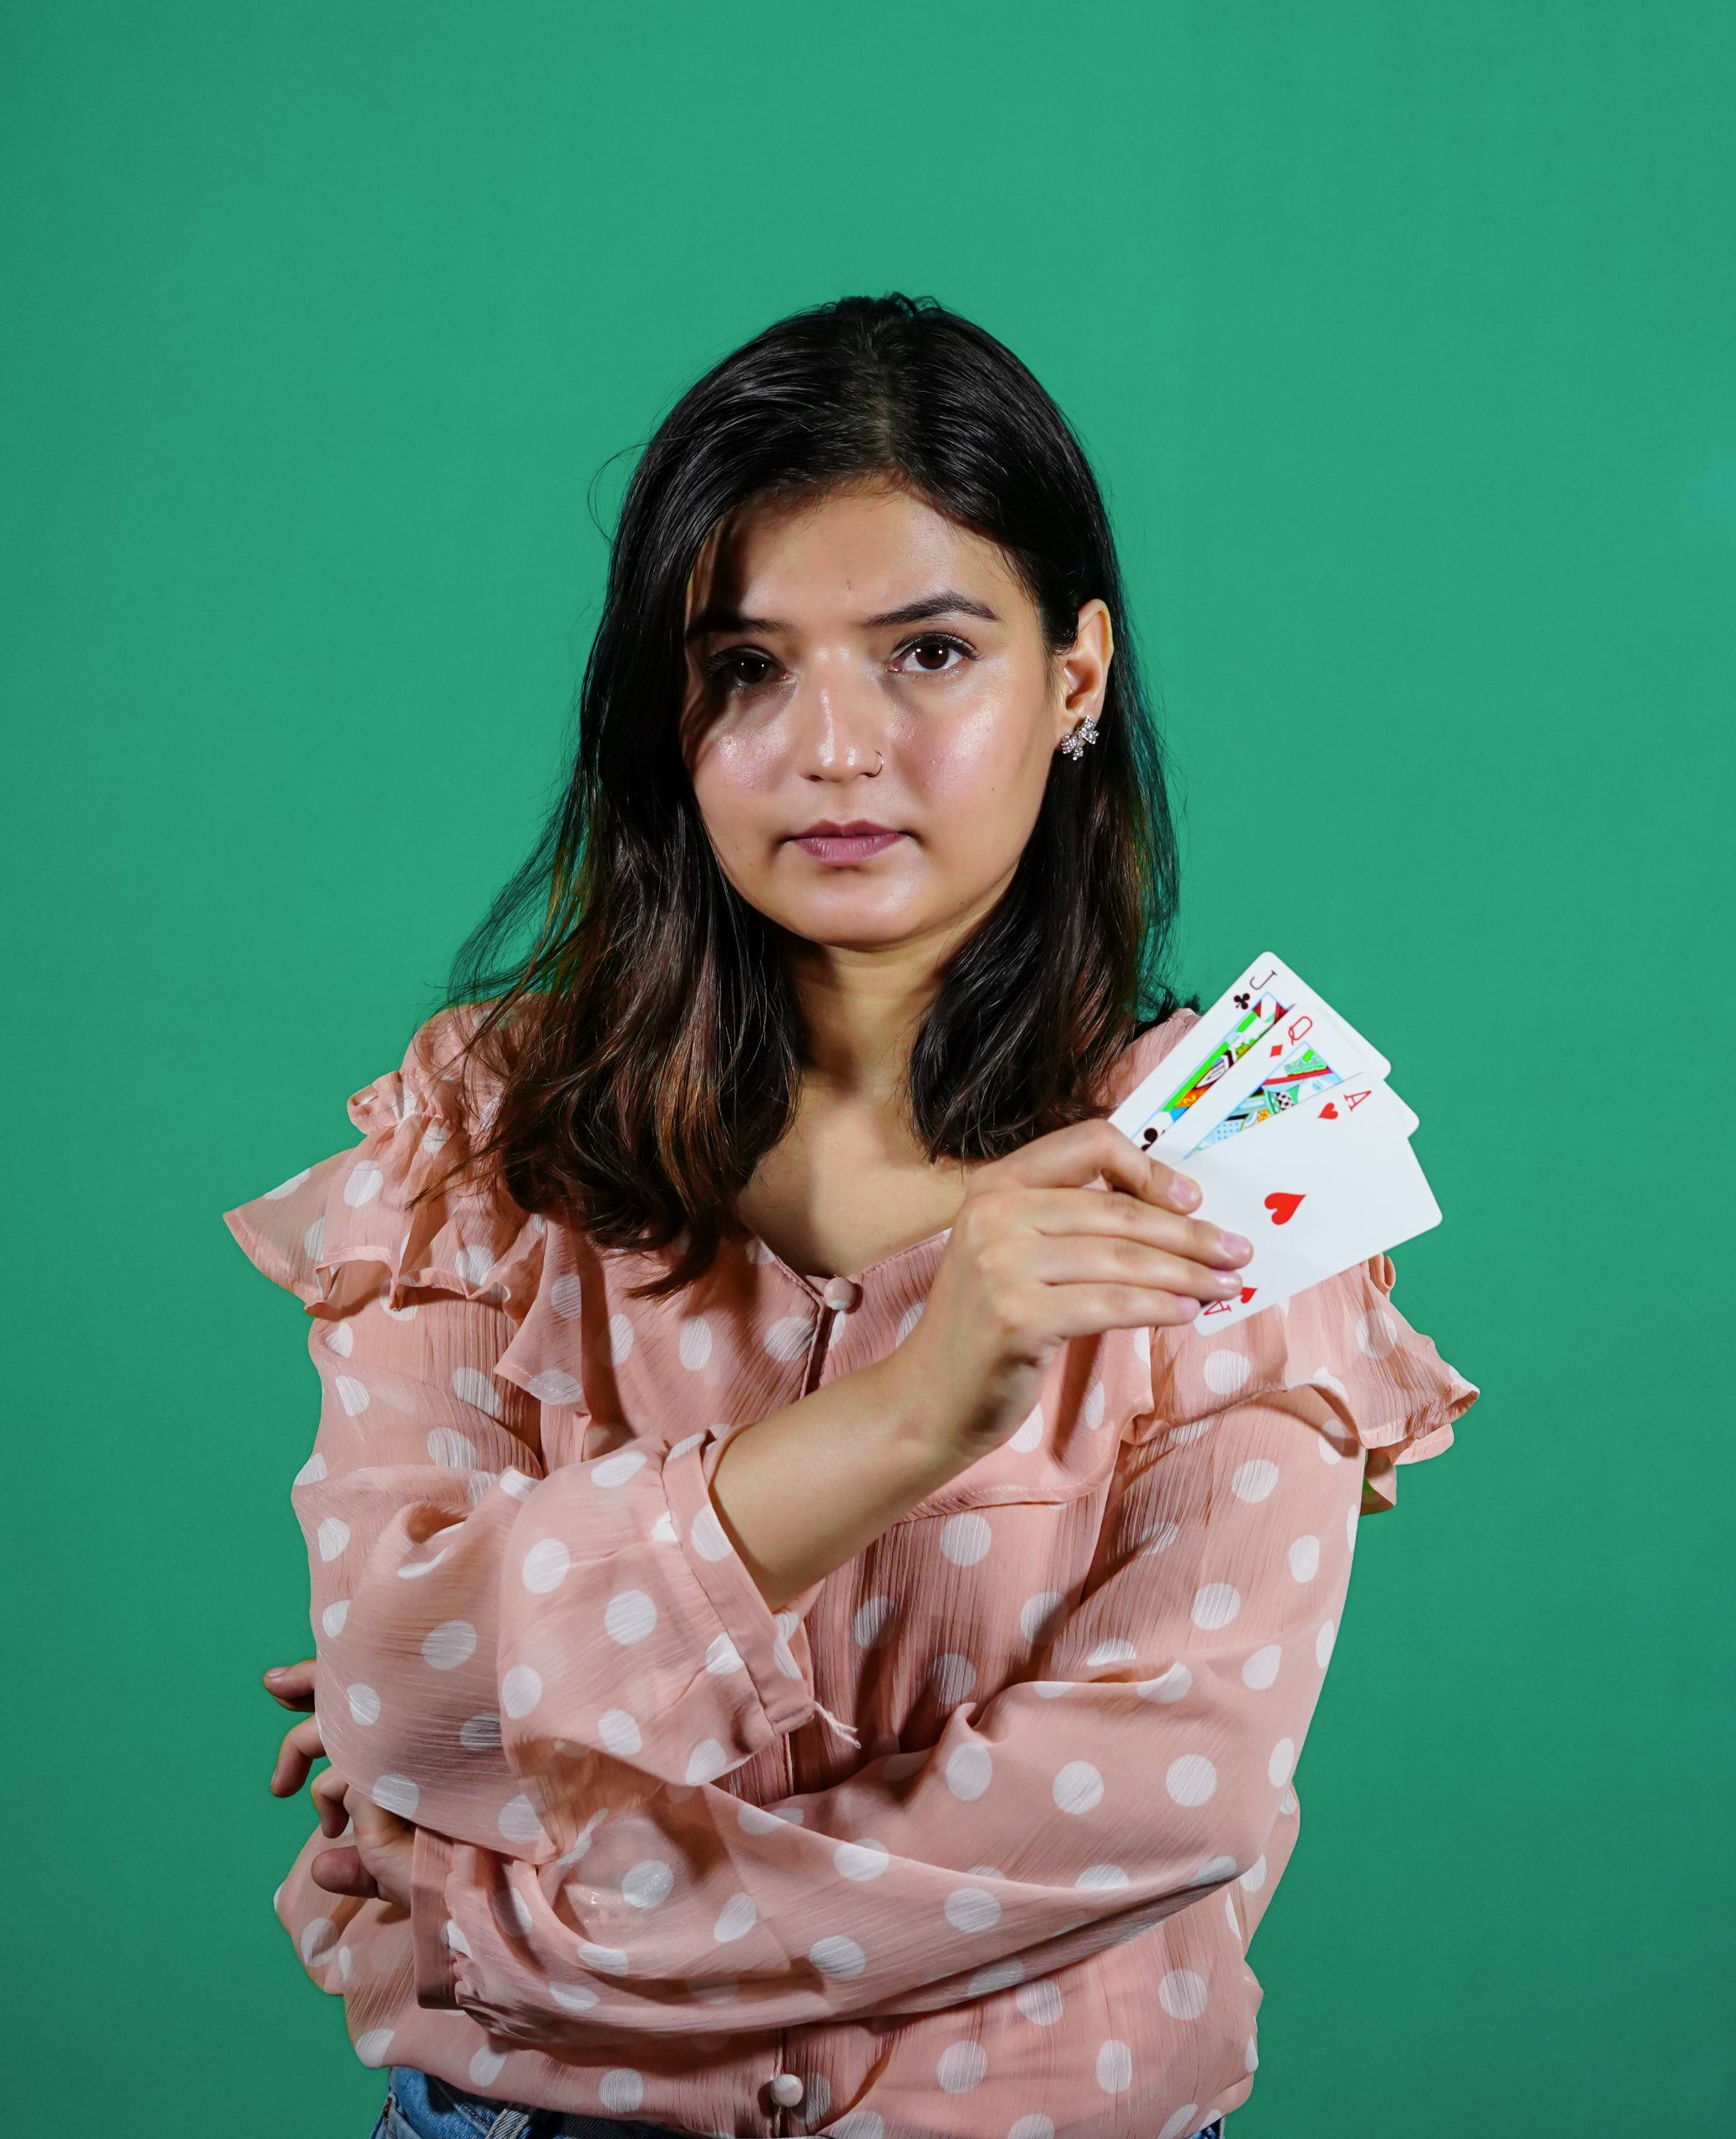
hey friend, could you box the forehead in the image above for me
[684,480,1025,621]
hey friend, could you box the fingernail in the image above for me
[1172,1176,1201,1207]
[1220,1232,1252,1259]
[265,1667,289,1680]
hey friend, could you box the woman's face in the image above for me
[682,479,1112,965]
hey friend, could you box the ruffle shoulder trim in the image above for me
[1105,1003,1479,1510]
[220,1003,547,1319]
[1139,1249,1480,1512]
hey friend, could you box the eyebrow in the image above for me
[684,588,1000,641]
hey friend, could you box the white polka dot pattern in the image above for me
[1159,1968,1209,2020]
[1241,1644,1282,1691]
[1165,1754,1218,1806]
[218,1003,1479,2135]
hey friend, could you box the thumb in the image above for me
[309,1844,375,1898]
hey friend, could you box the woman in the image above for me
[228,292,1477,2139]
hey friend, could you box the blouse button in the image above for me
[820,1274,863,1313]
[768,2070,805,2106]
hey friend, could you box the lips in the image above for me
[791,826,904,864]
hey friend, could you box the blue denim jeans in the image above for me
[372,2062,1226,2139]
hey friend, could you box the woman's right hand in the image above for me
[261,1657,360,1847]
[263,1655,415,1903]
[887,1118,1251,1459]
[263,1657,324,1796]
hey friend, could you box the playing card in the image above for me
[1110,959,1289,1153]
[1187,1046,1420,1156]
[1179,1075,1439,1329]
[1278,1074,1419,1140]
[1111,953,1390,1161]
[1165,978,1392,1160]
[1185,1035,1343,1150]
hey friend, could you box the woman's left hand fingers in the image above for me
[270,1714,327,1796]
[343,1786,415,1910]
[308,1842,376,1898]
[312,1764,353,1839]
[262,1657,317,1711]
[299,1774,416,1910]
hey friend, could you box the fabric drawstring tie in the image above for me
[814,1698,861,1748]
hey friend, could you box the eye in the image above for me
[892,633,974,675]
[702,648,781,694]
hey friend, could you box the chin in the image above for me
[775,899,931,951]
[792,920,923,952]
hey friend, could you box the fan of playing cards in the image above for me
[1108,951,1443,1330]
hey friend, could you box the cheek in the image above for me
[705,724,789,793]
[689,728,787,855]
[900,698,1047,822]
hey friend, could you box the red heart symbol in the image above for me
[1264,1191,1305,1226]
[1319,1102,1338,1120]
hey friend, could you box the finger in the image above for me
[312,1767,354,1840]
[269,1714,327,1797]
[992,1119,1202,1212]
[345,1790,417,1908]
[262,1658,317,1710]
[309,1844,378,1899]
[1020,1233,1251,1303]
[1015,1186,1251,1268]
[1051,1280,1223,1338]
[346,1786,382,1847]
[348,1788,414,1851]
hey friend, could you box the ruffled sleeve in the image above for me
[220,1001,546,1322]
[1143,1249,1480,1513]
[220,1005,839,2013]
[1102,1006,1477,1508]
[221,1007,569,2008]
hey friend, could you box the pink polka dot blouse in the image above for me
[221,1002,1479,2137]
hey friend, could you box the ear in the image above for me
[1053,598,1114,749]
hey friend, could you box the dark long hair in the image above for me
[423,292,1196,1299]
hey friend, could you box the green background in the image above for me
[6,3,1731,2132]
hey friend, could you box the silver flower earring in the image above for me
[1059,715,1100,761]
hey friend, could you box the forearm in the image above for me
[708,1354,972,1611]
[423,1393,1371,2030]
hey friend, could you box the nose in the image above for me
[786,651,886,780]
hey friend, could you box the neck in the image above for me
[784,937,937,1102]
[778,876,996,1095]
[781,875,1013,1100]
